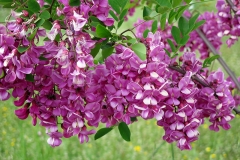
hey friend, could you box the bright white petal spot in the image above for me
[216,92,224,97]
[160,90,168,96]
[186,98,195,104]
[150,72,159,78]
[150,97,157,105]
[216,103,222,110]
[133,104,146,110]
[135,91,143,100]
[181,88,191,94]
[77,59,86,68]
[143,97,151,105]
[140,63,146,69]
[144,83,152,90]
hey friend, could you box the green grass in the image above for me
[1,100,240,160]
[1,1,240,160]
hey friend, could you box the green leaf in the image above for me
[96,24,112,38]
[119,9,128,20]
[91,43,101,58]
[180,35,189,45]
[0,70,5,79]
[35,19,45,27]
[155,0,172,8]
[28,0,40,13]
[131,43,147,60]
[192,20,205,30]
[17,46,29,53]
[2,2,15,8]
[172,0,182,7]
[26,74,34,82]
[143,6,152,20]
[94,128,113,140]
[188,13,200,31]
[171,26,181,44]
[143,29,150,38]
[44,0,52,3]
[168,10,177,24]
[54,34,61,42]
[167,39,176,52]
[184,0,192,4]
[39,55,48,61]
[118,19,124,28]
[108,0,121,14]
[178,17,189,35]
[164,48,171,57]
[118,122,131,142]
[160,13,167,30]
[85,30,97,37]
[151,20,158,33]
[203,55,220,68]
[42,20,53,30]
[116,0,128,10]
[175,6,188,20]
[28,28,38,41]
[69,0,80,6]
[123,38,137,44]
[0,0,13,5]
[102,47,114,60]
[109,10,118,21]
[40,10,50,20]
[155,6,170,14]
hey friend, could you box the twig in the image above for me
[168,65,208,87]
[226,0,238,13]
[195,28,240,91]
[168,64,240,114]
[234,108,240,114]
[48,0,56,15]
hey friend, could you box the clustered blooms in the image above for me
[135,0,240,59]
[0,0,238,150]
[216,0,240,47]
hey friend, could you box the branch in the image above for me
[226,0,238,13]
[195,28,240,91]
[169,65,240,114]
[48,0,56,15]
[168,65,208,87]
[233,108,240,114]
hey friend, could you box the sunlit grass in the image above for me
[1,99,240,160]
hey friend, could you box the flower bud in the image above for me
[22,10,29,17]
[16,18,23,24]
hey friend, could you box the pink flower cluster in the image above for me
[216,0,240,47]
[134,0,240,59]
[0,0,237,150]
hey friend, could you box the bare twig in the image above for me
[226,0,238,13]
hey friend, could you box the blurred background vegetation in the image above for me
[1,1,240,160]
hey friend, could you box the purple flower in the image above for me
[47,132,63,147]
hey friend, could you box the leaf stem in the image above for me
[48,0,56,15]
